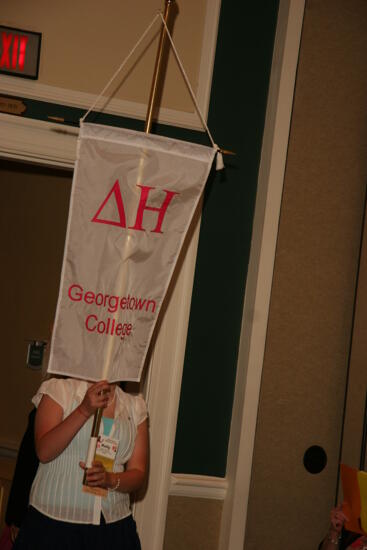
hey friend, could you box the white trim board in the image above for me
[0,113,77,168]
[0,1,221,132]
[170,474,227,500]
[218,2,305,549]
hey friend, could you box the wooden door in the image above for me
[0,159,72,452]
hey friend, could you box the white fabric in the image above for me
[48,123,215,382]
[30,378,147,525]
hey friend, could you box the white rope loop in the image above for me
[80,9,224,169]
[157,13,224,169]
[80,13,160,124]
[157,13,216,148]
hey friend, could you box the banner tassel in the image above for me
[215,147,225,171]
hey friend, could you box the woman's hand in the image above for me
[78,381,111,418]
[79,419,149,493]
[36,381,111,463]
[329,504,348,534]
[79,460,112,489]
[320,504,349,549]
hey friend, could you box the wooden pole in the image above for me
[145,0,174,133]
[83,0,175,483]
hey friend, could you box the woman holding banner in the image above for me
[13,377,148,550]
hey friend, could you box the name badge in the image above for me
[95,434,119,469]
[82,434,119,498]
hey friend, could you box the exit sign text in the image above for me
[0,26,41,79]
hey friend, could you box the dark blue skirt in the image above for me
[13,506,141,550]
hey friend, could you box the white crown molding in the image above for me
[0,113,77,167]
[0,76,202,130]
[0,1,221,132]
[170,474,227,500]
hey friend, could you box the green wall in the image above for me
[172,0,280,476]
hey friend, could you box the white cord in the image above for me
[80,9,224,168]
[157,13,223,168]
[80,13,160,124]
[157,12,216,148]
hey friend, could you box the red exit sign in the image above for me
[0,26,41,79]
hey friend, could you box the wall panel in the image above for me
[163,496,222,550]
[245,1,367,548]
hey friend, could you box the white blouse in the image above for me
[29,378,147,525]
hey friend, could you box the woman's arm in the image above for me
[320,532,341,549]
[320,505,347,549]
[35,380,111,463]
[81,418,149,493]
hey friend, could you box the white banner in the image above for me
[48,123,215,382]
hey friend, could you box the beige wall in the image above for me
[245,1,367,548]
[1,0,208,114]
